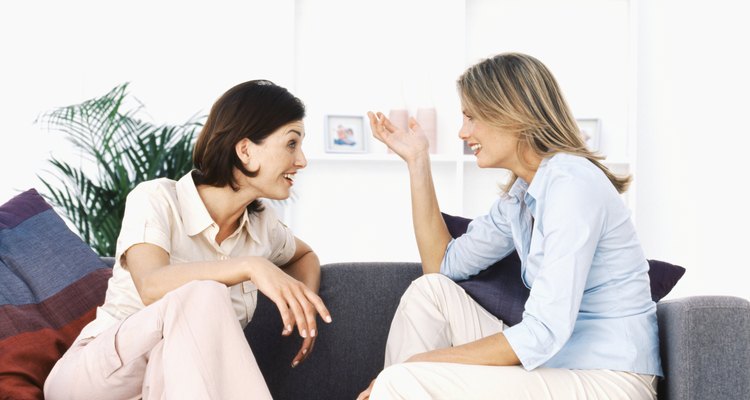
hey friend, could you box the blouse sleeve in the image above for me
[263,207,296,266]
[440,197,516,281]
[502,174,606,370]
[115,182,173,267]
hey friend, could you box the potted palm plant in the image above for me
[37,83,202,256]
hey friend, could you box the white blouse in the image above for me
[76,171,296,341]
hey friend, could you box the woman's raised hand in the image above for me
[368,111,430,165]
[246,257,331,366]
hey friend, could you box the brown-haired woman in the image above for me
[359,53,660,399]
[45,80,331,399]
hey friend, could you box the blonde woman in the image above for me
[358,53,660,399]
[45,80,332,399]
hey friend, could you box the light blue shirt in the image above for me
[441,153,662,376]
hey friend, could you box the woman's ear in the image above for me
[236,138,260,173]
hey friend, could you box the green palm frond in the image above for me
[36,83,202,256]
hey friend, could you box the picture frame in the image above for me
[576,118,601,152]
[325,115,367,153]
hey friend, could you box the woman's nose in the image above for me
[296,151,308,169]
[458,125,470,140]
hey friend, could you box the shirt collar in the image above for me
[176,170,262,243]
[176,171,216,237]
[526,155,552,201]
[239,209,262,244]
[507,177,528,204]
[517,155,558,216]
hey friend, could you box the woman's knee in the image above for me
[171,280,227,299]
[372,364,428,399]
[402,274,455,302]
[415,273,453,287]
[155,280,242,335]
[163,280,232,315]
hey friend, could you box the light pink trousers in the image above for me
[371,274,658,400]
[44,280,271,400]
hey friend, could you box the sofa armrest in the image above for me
[657,295,750,400]
[246,262,422,400]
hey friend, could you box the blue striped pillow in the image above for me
[0,189,111,399]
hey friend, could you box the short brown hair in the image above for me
[192,80,305,212]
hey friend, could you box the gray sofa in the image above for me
[245,262,750,400]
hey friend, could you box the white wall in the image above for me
[289,0,635,264]
[289,0,466,263]
[462,0,633,217]
[635,0,750,300]
[1,0,747,300]
[0,0,296,203]
[467,0,631,162]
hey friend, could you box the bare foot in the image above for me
[356,378,376,400]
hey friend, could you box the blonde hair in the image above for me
[457,52,631,193]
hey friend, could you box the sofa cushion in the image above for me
[443,212,685,326]
[0,189,111,399]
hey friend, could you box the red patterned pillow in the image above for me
[0,189,112,399]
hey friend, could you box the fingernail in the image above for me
[310,329,316,337]
[325,315,332,323]
[301,329,307,338]
[292,361,299,368]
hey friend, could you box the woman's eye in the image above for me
[288,140,297,149]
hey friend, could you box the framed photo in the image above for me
[325,115,367,153]
[576,118,601,152]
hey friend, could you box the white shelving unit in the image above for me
[308,153,458,163]
[304,153,633,220]
[284,0,636,265]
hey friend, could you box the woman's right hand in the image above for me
[368,111,430,165]
[246,257,331,341]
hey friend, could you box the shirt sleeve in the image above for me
[502,174,606,370]
[263,207,296,266]
[115,182,172,266]
[440,197,516,281]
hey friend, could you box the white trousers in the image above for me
[372,274,658,400]
[44,280,271,400]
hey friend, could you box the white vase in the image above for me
[415,107,437,154]
[387,109,409,154]
[388,109,409,132]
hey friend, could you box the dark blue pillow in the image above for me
[443,212,685,327]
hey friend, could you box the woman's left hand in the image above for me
[292,335,316,367]
[281,238,324,367]
[368,111,430,166]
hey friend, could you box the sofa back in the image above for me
[246,262,422,400]
[248,262,750,400]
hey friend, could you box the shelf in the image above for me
[307,153,458,163]
[308,153,630,170]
